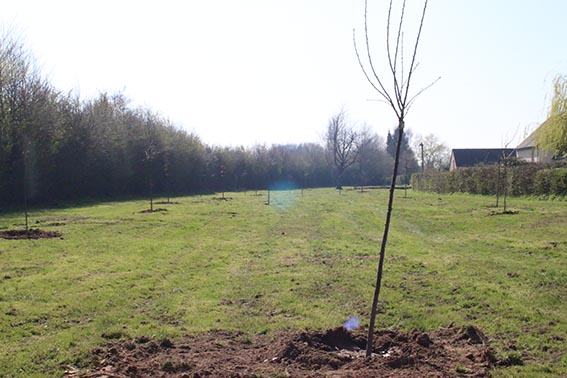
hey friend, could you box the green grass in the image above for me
[1,189,566,377]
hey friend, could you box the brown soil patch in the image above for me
[64,325,497,378]
[0,229,62,240]
[307,255,376,265]
[487,210,519,216]
[139,208,168,214]
[212,197,232,201]
[154,201,182,205]
[39,216,90,222]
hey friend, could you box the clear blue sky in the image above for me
[2,0,566,149]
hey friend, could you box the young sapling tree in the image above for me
[354,0,438,358]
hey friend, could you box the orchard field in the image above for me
[1,189,566,377]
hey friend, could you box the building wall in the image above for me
[449,153,457,171]
[516,147,554,164]
[516,147,536,162]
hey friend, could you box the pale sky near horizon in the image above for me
[2,0,567,150]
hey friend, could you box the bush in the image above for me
[412,163,565,197]
[509,164,543,196]
[550,168,567,195]
[534,169,553,195]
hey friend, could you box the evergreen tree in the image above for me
[386,128,419,179]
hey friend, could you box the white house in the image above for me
[516,120,555,163]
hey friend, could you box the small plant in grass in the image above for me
[455,364,471,374]
[499,351,524,367]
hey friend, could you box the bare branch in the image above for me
[391,0,407,109]
[353,29,398,114]
[401,32,404,88]
[361,0,400,116]
[401,0,429,108]
[406,76,441,112]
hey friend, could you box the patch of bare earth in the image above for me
[0,229,62,240]
[64,325,497,378]
[212,197,232,201]
[139,208,168,213]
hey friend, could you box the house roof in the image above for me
[516,119,550,149]
[451,149,516,168]
[516,130,537,149]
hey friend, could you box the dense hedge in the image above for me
[412,164,567,197]
[1,32,400,207]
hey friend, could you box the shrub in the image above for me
[508,164,543,196]
[412,164,563,197]
[550,168,567,195]
[534,169,553,195]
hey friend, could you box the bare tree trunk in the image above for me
[166,175,171,204]
[503,161,508,212]
[495,162,501,208]
[354,0,434,359]
[404,158,408,198]
[22,146,30,234]
[366,119,404,357]
[23,165,29,233]
[149,177,154,212]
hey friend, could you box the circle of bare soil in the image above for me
[487,210,519,216]
[64,325,498,378]
[139,208,168,213]
[154,201,182,205]
[0,229,62,240]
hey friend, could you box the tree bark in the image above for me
[366,118,404,357]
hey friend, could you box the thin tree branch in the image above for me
[401,0,429,108]
[391,0,407,110]
[405,76,441,112]
[401,32,404,90]
[361,0,400,116]
[354,30,398,115]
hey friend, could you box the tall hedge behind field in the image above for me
[1,32,399,208]
[534,168,567,196]
[412,164,567,197]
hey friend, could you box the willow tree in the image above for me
[536,75,567,158]
[354,0,438,357]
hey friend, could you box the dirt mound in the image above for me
[64,325,497,378]
[0,229,62,240]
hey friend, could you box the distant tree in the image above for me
[325,110,360,190]
[385,129,402,158]
[415,134,450,171]
[356,129,375,191]
[536,75,567,157]
[354,0,436,357]
[354,130,392,189]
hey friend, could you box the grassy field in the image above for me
[1,189,566,377]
